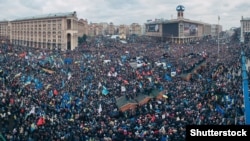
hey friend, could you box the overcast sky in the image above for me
[0,0,249,30]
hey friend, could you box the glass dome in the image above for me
[176,5,185,12]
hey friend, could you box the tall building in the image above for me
[0,11,79,51]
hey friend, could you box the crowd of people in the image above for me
[0,35,247,141]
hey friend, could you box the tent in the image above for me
[120,40,127,44]
[111,35,119,39]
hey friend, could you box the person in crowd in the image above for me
[0,35,245,141]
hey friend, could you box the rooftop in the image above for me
[145,18,208,25]
[242,17,250,21]
[12,11,77,21]
[0,20,9,23]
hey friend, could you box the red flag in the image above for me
[37,117,45,126]
[123,80,129,84]
[53,89,58,96]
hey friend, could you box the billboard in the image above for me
[162,23,179,37]
[184,23,198,36]
[146,24,159,32]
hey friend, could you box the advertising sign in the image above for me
[184,23,198,36]
[147,24,159,32]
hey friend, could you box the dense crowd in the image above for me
[0,35,247,141]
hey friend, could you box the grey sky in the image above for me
[0,0,249,30]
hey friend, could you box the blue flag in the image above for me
[35,79,43,90]
[102,86,109,95]
[164,74,172,81]
[215,105,225,115]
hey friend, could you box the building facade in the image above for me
[0,11,78,51]
[107,22,116,35]
[118,24,129,39]
[211,24,223,37]
[240,16,250,43]
[145,5,222,44]
[98,22,109,36]
[0,20,10,43]
[88,23,104,36]
[130,23,142,35]
[78,19,88,37]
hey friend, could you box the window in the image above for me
[67,19,71,29]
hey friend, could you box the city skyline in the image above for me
[0,0,250,30]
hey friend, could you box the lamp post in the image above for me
[217,16,220,58]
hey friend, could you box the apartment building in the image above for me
[88,23,104,36]
[0,11,78,51]
[107,22,116,35]
[99,22,109,35]
[78,19,88,37]
[130,23,142,35]
[118,24,129,39]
